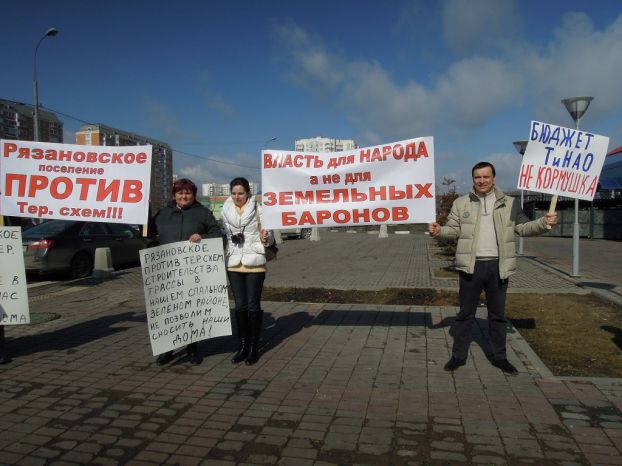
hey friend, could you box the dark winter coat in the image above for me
[153,200,222,245]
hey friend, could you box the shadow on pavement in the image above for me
[602,325,622,351]
[261,311,313,354]
[431,315,513,361]
[8,312,145,357]
[58,271,135,288]
[300,309,501,359]
[167,311,316,363]
[508,317,537,329]
[578,281,617,291]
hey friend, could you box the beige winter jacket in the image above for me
[437,186,549,279]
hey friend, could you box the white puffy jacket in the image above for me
[221,196,272,268]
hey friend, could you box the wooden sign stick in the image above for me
[546,195,558,230]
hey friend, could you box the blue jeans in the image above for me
[228,271,265,314]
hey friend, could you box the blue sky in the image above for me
[2,0,621,193]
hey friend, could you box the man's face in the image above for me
[472,166,495,195]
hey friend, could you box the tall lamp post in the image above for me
[33,27,59,142]
[562,96,594,277]
[513,140,528,255]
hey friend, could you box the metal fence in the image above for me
[525,198,622,240]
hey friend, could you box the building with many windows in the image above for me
[0,98,63,143]
[201,183,230,197]
[75,124,172,213]
[0,98,64,228]
[294,136,357,153]
[201,181,259,197]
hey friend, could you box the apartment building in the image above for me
[201,181,259,197]
[0,98,63,143]
[75,124,172,213]
[294,136,357,153]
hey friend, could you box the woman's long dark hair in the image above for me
[229,177,251,194]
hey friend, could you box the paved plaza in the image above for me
[1,231,621,465]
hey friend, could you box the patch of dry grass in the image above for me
[506,293,622,377]
[263,287,457,306]
[433,267,458,278]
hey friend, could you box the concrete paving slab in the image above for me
[1,230,619,464]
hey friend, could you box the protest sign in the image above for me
[518,121,610,201]
[261,137,435,229]
[0,140,152,224]
[140,238,230,356]
[0,227,29,325]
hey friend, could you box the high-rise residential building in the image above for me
[294,136,357,153]
[201,183,229,197]
[0,98,63,143]
[201,181,259,197]
[75,124,172,214]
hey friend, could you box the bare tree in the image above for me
[442,176,456,194]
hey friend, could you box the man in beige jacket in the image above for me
[429,162,557,374]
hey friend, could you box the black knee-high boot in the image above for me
[231,310,249,363]
[246,310,263,365]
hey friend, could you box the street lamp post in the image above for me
[513,140,528,255]
[33,27,59,142]
[562,96,594,277]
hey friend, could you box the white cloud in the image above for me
[274,22,522,139]
[144,98,194,141]
[442,0,518,54]
[176,163,218,184]
[273,11,622,192]
[202,93,237,120]
[522,13,622,120]
[434,58,522,127]
[276,9,622,134]
[436,151,521,194]
[63,126,76,143]
[174,152,261,189]
[486,152,523,193]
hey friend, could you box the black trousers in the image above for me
[228,271,265,313]
[451,259,509,361]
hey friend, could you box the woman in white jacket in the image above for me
[222,177,274,365]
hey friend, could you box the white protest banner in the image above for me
[0,140,152,224]
[140,238,230,356]
[0,227,29,325]
[518,121,610,201]
[262,137,435,229]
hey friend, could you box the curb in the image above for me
[524,255,622,307]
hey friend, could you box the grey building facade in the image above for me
[0,98,63,143]
[75,124,173,214]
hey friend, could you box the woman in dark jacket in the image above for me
[152,178,222,365]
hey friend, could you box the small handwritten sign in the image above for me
[0,227,30,325]
[518,121,610,201]
[140,238,231,356]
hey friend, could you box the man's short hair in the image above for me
[472,162,496,177]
